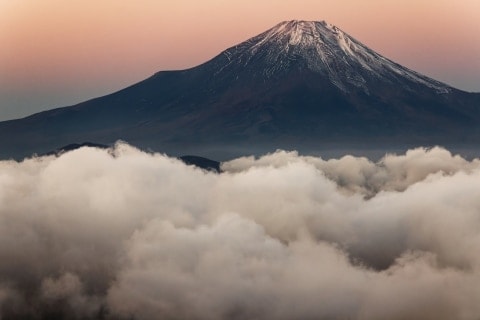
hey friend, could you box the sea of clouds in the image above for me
[0,142,480,319]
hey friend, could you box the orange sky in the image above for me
[1,0,479,120]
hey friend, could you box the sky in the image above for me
[1,0,479,121]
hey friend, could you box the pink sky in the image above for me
[1,0,479,120]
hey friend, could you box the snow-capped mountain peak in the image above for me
[216,20,451,93]
[1,20,479,160]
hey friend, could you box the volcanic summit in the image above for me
[0,20,479,159]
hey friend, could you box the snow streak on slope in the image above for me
[219,20,451,93]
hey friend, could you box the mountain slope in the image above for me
[1,20,479,159]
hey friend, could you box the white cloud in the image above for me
[0,142,479,319]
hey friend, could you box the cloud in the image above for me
[222,147,479,197]
[0,142,479,319]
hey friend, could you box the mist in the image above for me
[0,142,480,319]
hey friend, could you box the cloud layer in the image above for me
[0,143,480,319]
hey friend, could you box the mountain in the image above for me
[42,142,109,156]
[179,155,221,173]
[1,20,479,160]
[41,142,221,172]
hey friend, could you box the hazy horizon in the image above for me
[1,0,480,121]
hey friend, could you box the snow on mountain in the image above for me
[215,20,451,94]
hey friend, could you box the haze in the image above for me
[1,0,479,121]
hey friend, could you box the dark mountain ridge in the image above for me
[1,20,479,160]
[41,142,221,172]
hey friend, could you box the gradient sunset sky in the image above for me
[1,0,479,121]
